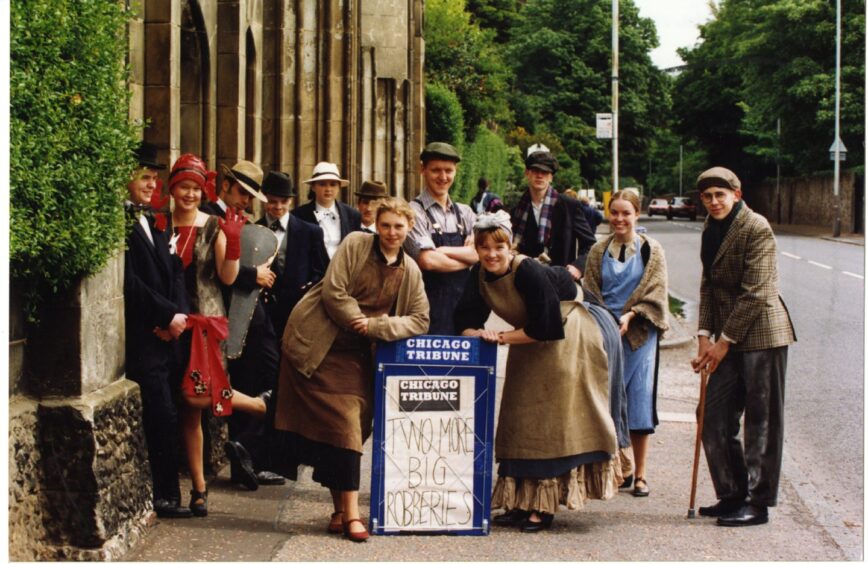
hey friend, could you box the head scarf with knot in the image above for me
[168,153,219,202]
[473,210,513,241]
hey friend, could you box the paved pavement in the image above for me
[125,221,860,561]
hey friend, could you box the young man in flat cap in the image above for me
[511,150,596,280]
[404,142,478,335]
[355,180,389,233]
[123,141,191,518]
[691,166,796,527]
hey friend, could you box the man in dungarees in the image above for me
[404,142,478,335]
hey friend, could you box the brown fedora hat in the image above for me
[355,180,388,199]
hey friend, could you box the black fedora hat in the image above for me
[262,171,295,198]
[135,141,166,170]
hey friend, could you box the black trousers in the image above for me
[133,371,183,503]
[702,346,787,507]
[228,303,279,442]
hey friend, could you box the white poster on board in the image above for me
[382,375,477,531]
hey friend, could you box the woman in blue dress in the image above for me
[583,190,669,498]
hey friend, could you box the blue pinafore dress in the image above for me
[601,238,658,432]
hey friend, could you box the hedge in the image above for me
[425,82,465,150]
[11,0,140,323]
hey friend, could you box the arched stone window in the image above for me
[180,0,210,157]
[244,27,257,162]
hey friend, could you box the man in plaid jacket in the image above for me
[691,166,796,527]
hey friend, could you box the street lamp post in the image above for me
[831,0,844,237]
[612,0,619,193]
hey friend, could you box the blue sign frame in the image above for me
[370,336,497,536]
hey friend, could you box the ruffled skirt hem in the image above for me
[491,457,620,514]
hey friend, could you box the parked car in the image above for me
[647,198,669,217]
[667,196,697,221]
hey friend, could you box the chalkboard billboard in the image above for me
[370,336,497,535]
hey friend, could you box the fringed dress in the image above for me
[455,255,619,514]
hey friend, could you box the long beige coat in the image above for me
[274,232,429,431]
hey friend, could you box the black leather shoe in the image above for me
[717,504,768,527]
[224,441,259,491]
[154,498,192,518]
[699,498,745,517]
[492,509,530,527]
[256,470,286,486]
[520,512,554,533]
[619,475,633,489]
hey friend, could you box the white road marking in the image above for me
[843,271,864,279]
[781,251,801,260]
[808,260,833,270]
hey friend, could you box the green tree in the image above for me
[507,0,668,186]
[425,82,466,149]
[425,0,513,135]
[465,0,523,43]
[675,0,865,185]
[11,0,140,322]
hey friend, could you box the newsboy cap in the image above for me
[696,167,741,192]
[420,142,461,163]
[525,151,559,173]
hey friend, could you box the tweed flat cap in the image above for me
[420,142,461,163]
[697,167,741,191]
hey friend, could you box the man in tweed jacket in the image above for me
[691,166,795,527]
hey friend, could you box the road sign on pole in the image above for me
[596,113,613,139]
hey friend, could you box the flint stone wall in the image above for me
[9,254,154,561]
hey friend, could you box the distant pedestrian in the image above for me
[579,196,604,234]
[470,177,502,214]
[455,211,618,533]
[690,166,796,526]
[583,190,669,498]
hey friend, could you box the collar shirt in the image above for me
[314,202,341,258]
[126,199,154,246]
[404,189,477,260]
[362,223,377,233]
[531,200,543,226]
[217,199,228,213]
[267,213,289,247]
[607,235,638,262]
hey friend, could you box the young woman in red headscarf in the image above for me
[158,154,267,517]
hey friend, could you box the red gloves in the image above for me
[219,207,247,261]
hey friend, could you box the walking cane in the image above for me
[687,367,709,518]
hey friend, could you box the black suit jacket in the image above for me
[291,200,362,241]
[514,195,597,273]
[257,214,329,336]
[124,211,188,382]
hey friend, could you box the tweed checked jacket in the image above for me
[699,204,795,352]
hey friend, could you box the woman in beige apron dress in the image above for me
[455,211,618,532]
[272,198,429,542]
